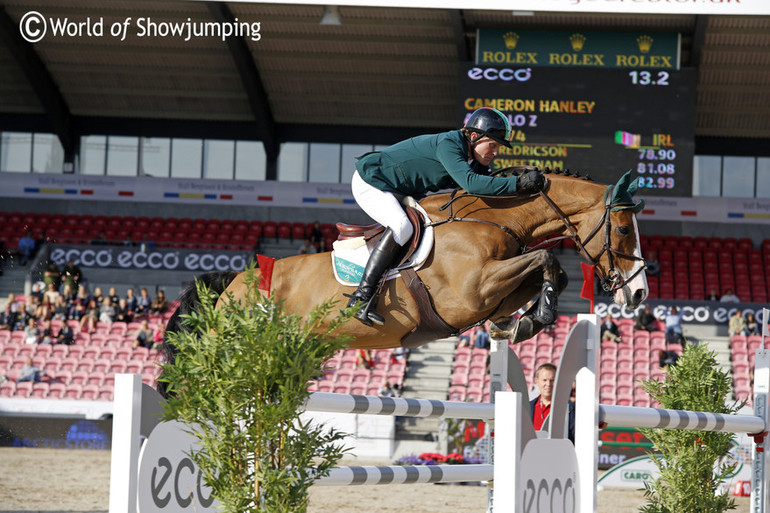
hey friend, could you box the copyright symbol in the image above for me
[20,11,46,43]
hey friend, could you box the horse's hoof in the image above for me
[510,316,545,344]
[489,327,509,340]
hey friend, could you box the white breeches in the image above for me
[351,171,413,246]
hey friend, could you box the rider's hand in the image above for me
[517,171,545,194]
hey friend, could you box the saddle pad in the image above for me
[331,203,434,287]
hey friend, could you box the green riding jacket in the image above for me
[355,130,519,197]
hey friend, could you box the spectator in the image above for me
[136,288,152,316]
[92,287,104,305]
[55,323,74,345]
[99,296,116,323]
[298,238,317,255]
[600,315,622,343]
[390,346,409,365]
[658,350,679,368]
[309,221,324,247]
[634,304,657,332]
[43,282,62,306]
[133,319,154,349]
[29,283,44,303]
[125,288,138,314]
[39,319,54,344]
[17,231,35,265]
[52,297,68,321]
[378,379,394,397]
[720,288,740,303]
[23,318,40,345]
[150,290,169,315]
[43,261,62,291]
[0,303,19,330]
[729,309,746,337]
[107,287,120,305]
[745,311,760,336]
[458,330,472,348]
[34,296,53,321]
[69,285,90,320]
[79,299,99,333]
[91,231,108,245]
[474,325,490,349]
[61,260,83,291]
[530,363,575,443]
[16,358,44,383]
[664,306,685,346]
[61,284,76,304]
[152,323,165,350]
[391,383,402,398]
[356,349,375,369]
[705,287,720,301]
[114,298,133,323]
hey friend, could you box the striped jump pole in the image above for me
[600,404,766,434]
[315,463,494,486]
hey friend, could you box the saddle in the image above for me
[335,206,424,267]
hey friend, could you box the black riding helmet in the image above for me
[463,107,513,148]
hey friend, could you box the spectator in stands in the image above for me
[634,304,657,332]
[107,287,120,305]
[125,288,138,314]
[99,296,116,323]
[298,238,317,255]
[114,298,132,323]
[150,290,169,315]
[658,350,679,368]
[317,238,329,253]
[457,330,472,348]
[152,323,165,350]
[729,309,746,337]
[391,383,402,397]
[79,299,99,333]
[720,288,740,303]
[34,296,53,321]
[91,231,108,245]
[0,302,19,331]
[664,306,685,346]
[69,285,90,320]
[52,297,68,321]
[356,349,375,369]
[706,287,720,301]
[745,311,760,336]
[29,283,44,303]
[309,221,324,247]
[62,259,83,292]
[136,288,152,316]
[39,319,54,344]
[378,379,394,397]
[17,231,35,266]
[92,287,104,305]
[34,230,49,256]
[56,323,74,345]
[390,346,409,366]
[43,282,62,306]
[530,363,575,443]
[600,315,622,343]
[133,319,154,349]
[23,318,40,345]
[474,325,490,349]
[16,358,44,383]
[43,261,61,291]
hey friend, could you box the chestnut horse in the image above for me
[174,169,647,352]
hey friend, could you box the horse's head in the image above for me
[574,171,648,310]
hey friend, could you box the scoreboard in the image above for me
[459,65,696,196]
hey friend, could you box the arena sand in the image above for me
[0,448,754,512]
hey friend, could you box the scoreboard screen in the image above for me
[459,66,696,196]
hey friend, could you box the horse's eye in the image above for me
[617,225,630,236]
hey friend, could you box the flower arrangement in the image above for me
[394,452,483,466]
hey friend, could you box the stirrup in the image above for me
[345,294,384,327]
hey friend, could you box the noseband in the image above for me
[432,181,646,293]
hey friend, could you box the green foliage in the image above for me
[159,270,353,513]
[638,343,742,513]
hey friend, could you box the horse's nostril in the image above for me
[633,289,647,303]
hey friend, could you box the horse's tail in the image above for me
[157,270,238,398]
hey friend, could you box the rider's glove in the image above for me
[517,171,546,194]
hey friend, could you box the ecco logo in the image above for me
[149,456,215,509]
[522,477,575,513]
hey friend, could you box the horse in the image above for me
[161,168,648,364]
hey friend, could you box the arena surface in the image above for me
[0,448,755,513]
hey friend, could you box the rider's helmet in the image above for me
[463,107,513,148]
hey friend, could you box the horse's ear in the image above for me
[610,170,645,213]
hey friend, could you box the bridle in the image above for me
[430,179,647,293]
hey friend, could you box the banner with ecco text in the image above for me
[50,245,252,272]
[595,298,767,327]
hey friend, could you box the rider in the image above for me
[347,107,546,326]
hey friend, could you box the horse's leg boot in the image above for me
[509,300,545,343]
[346,228,401,326]
[532,280,558,325]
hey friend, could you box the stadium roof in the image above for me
[1,2,769,168]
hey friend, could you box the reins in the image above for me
[427,178,647,293]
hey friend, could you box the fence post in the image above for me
[751,349,770,513]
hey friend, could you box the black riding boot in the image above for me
[347,228,401,326]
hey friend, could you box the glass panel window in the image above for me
[757,158,770,199]
[722,156,755,198]
[0,132,32,172]
[203,140,235,180]
[235,141,266,181]
[308,143,341,183]
[32,133,64,173]
[107,136,139,176]
[692,155,721,197]
[140,137,170,177]
[277,142,308,182]
[171,138,203,179]
[80,135,107,175]
[341,144,373,183]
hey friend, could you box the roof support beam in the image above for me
[689,14,708,68]
[0,6,76,167]
[206,2,278,179]
[450,10,471,62]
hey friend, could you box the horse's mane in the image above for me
[494,166,595,183]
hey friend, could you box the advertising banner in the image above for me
[50,245,252,272]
